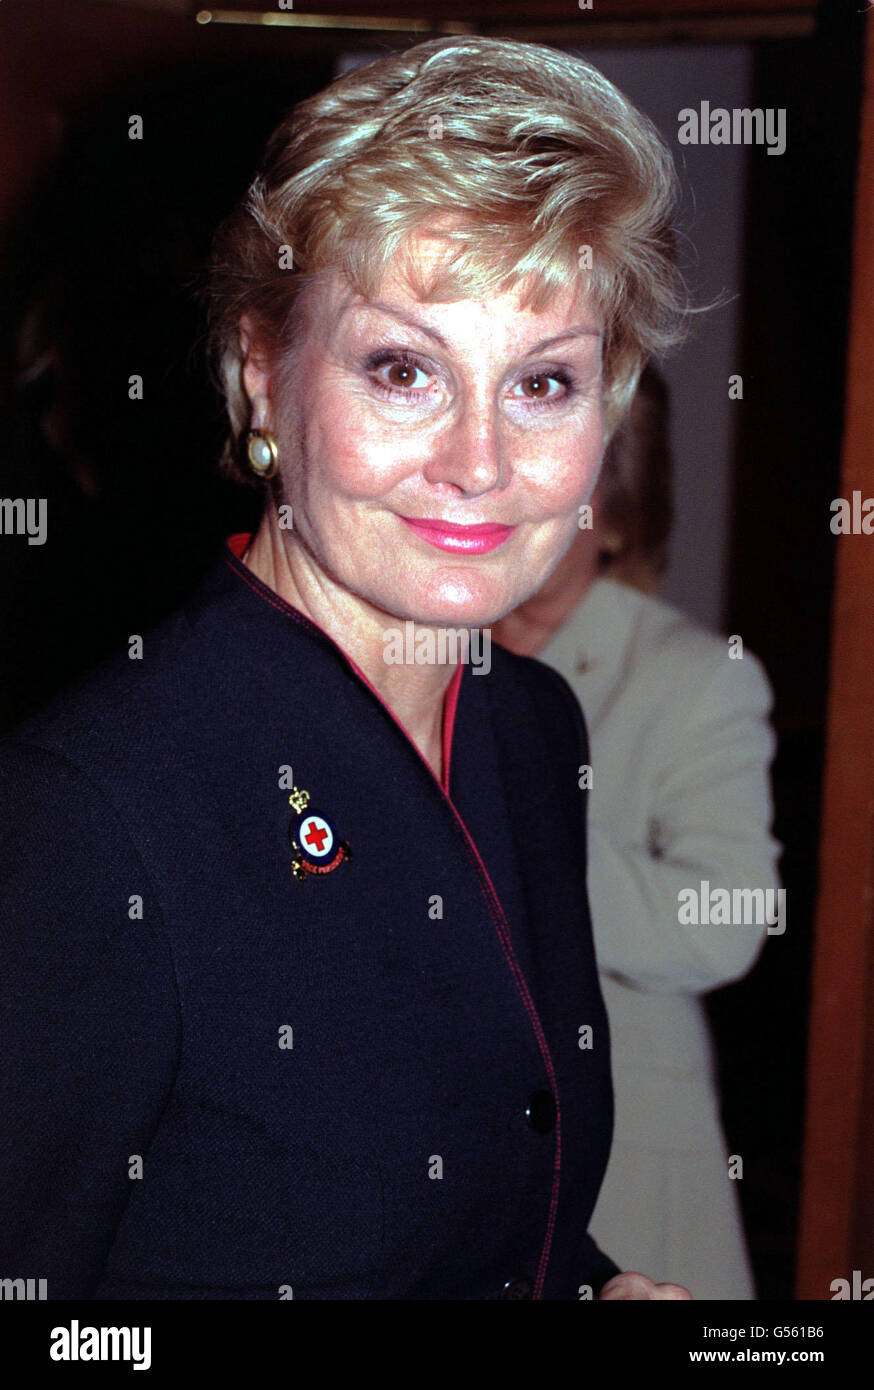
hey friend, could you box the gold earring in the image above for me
[246,428,279,479]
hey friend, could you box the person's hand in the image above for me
[599,1271,692,1300]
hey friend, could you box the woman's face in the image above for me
[256,231,605,628]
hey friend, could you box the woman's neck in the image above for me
[242,508,457,784]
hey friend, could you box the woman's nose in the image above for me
[421,400,509,497]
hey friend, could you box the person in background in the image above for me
[494,364,782,1299]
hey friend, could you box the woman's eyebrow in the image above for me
[343,299,602,358]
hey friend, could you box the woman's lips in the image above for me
[398,515,516,554]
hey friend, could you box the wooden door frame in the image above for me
[795,5,874,1301]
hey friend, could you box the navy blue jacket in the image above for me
[0,536,620,1300]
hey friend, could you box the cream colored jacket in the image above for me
[537,576,781,1298]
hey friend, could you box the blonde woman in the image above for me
[1,39,693,1300]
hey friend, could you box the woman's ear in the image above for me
[238,314,275,421]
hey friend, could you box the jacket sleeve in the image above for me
[580,1232,622,1296]
[0,741,182,1298]
[587,649,783,994]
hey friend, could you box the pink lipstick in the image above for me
[398,515,516,554]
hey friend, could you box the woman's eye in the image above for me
[367,353,433,397]
[511,372,572,405]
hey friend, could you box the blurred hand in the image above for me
[599,1271,692,1300]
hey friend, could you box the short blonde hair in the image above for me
[203,36,690,484]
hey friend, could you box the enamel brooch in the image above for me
[288,786,352,881]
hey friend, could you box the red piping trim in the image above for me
[441,665,462,797]
[223,532,561,1297]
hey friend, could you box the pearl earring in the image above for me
[245,428,279,479]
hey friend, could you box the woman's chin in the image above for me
[386,575,523,630]
[391,597,512,631]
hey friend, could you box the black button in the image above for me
[525,1089,556,1134]
[500,1278,532,1300]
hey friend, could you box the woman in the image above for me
[0,37,690,1300]
[495,368,781,1298]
